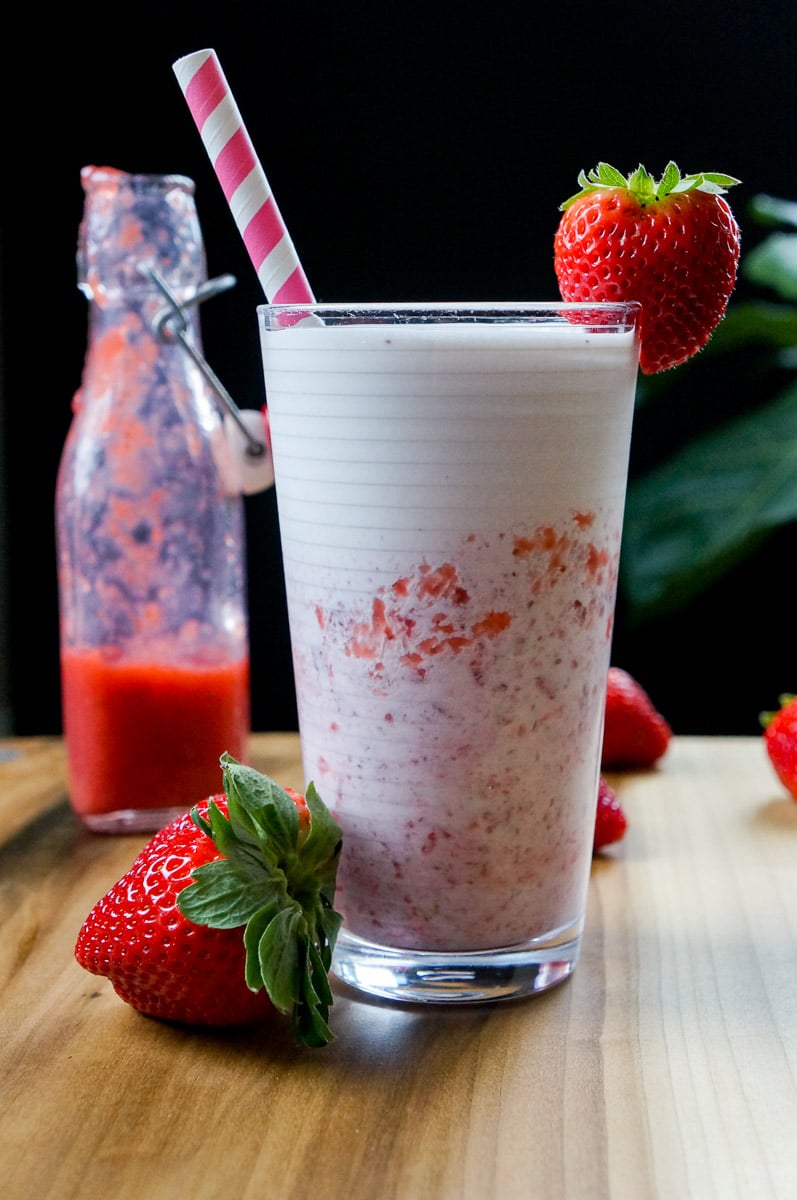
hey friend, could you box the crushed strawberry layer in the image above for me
[298,512,623,950]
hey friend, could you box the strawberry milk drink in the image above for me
[258,302,640,1002]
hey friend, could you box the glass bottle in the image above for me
[56,165,250,833]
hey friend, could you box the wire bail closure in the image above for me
[141,265,267,460]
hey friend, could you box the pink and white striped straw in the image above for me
[172,48,315,305]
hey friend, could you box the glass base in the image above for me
[331,923,583,1005]
[76,806,190,834]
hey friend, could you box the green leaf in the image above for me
[301,1013,334,1048]
[621,380,797,620]
[627,164,656,199]
[749,194,797,229]
[699,172,742,189]
[258,907,304,1013]
[318,902,344,964]
[298,781,343,884]
[306,939,334,1009]
[676,171,740,196]
[674,171,740,196]
[294,952,335,1048]
[178,859,285,929]
[593,162,628,188]
[560,163,629,209]
[658,161,682,198]
[703,300,797,352]
[221,754,301,861]
[744,233,797,301]
[198,797,260,867]
[295,1003,333,1049]
[760,695,795,728]
[189,795,225,840]
[243,900,283,989]
[560,162,739,210]
[176,759,344,1047]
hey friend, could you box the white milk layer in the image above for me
[260,318,638,951]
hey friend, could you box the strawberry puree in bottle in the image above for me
[60,651,249,818]
[258,303,639,1004]
[56,168,250,832]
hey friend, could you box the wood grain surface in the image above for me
[1,734,795,1200]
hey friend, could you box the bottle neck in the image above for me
[77,167,207,300]
[75,289,211,430]
[85,288,204,345]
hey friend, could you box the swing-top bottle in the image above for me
[56,165,250,832]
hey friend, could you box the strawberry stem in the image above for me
[177,755,343,1047]
[560,162,741,210]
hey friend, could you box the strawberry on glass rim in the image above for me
[553,162,741,374]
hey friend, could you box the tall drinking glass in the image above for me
[258,302,640,1003]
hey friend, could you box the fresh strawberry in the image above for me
[553,162,741,374]
[602,667,672,769]
[594,776,627,852]
[761,694,797,801]
[75,755,343,1046]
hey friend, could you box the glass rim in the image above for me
[258,300,641,334]
[259,300,641,316]
[80,165,195,194]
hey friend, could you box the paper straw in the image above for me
[172,49,315,305]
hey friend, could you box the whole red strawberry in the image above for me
[594,776,627,852]
[554,162,741,374]
[75,755,343,1046]
[761,694,797,801]
[602,667,672,769]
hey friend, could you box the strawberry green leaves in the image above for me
[671,171,742,197]
[177,755,343,1047]
[560,161,740,210]
[760,694,796,729]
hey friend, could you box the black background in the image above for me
[2,1,795,736]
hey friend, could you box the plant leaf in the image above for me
[177,760,344,1047]
[628,163,655,199]
[318,902,344,965]
[298,781,344,886]
[658,161,681,198]
[221,754,301,861]
[178,859,285,929]
[294,945,335,1048]
[306,939,334,1009]
[749,193,797,229]
[703,300,797,352]
[621,380,797,619]
[698,172,741,189]
[258,907,304,1013]
[675,171,740,195]
[593,162,628,188]
[243,900,283,989]
[743,233,797,301]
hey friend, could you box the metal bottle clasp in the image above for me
[140,265,266,460]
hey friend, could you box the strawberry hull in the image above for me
[258,304,639,1001]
